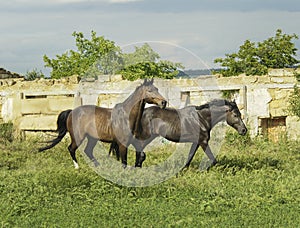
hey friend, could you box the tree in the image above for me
[120,60,183,81]
[214,29,299,77]
[44,32,183,80]
[44,31,122,79]
[120,43,183,81]
[25,68,45,81]
[122,43,160,66]
[257,29,299,68]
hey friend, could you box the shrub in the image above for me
[0,122,14,142]
[25,69,45,81]
[288,85,300,119]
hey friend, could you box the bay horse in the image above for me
[110,99,247,169]
[39,79,167,169]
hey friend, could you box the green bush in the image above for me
[25,69,45,81]
[288,85,300,119]
[0,122,14,142]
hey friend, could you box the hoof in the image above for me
[73,161,79,169]
[181,166,189,172]
[91,159,100,167]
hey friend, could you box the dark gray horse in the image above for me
[110,99,247,168]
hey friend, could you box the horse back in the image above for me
[67,105,114,141]
[142,106,210,143]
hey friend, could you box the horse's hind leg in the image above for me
[184,142,200,168]
[200,144,217,170]
[84,136,99,167]
[203,144,217,165]
[68,142,80,169]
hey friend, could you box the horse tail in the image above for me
[38,109,72,152]
[109,141,120,161]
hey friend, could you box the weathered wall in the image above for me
[1,68,299,140]
[0,76,80,132]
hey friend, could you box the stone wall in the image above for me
[1,69,299,140]
[0,75,80,133]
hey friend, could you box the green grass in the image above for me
[0,133,299,227]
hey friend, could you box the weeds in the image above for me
[0,122,14,143]
[0,135,299,227]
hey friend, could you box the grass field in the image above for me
[0,129,299,227]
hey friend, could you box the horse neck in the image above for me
[122,88,145,131]
[210,107,227,128]
[198,106,227,129]
[133,100,145,136]
[122,88,144,115]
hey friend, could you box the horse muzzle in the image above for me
[238,127,247,136]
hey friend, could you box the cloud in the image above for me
[3,0,142,5]
[2,0,299,14]
[0,0,299,75]
[109,0,142,3]
[50,0,88,3]
[49,0,142,3]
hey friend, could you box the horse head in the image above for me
[139,78,167,109]
[225,100,247,136]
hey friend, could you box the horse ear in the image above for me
[142,78,148,86]
[142,78,154,86]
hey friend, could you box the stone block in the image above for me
[48,97,74,112]
[21,99,49,115]
[269,101,287,117]
[286,116,300,140]
[110,74,123,82]
[18,115,57,130]
[268,68,296,77]
[270,77,284,83]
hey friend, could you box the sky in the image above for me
[1,0,300,76]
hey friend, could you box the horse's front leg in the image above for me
[134,137,155,168]
[133,141,145,167]
[201,144,217,167]
[184,142,200,168]
[84,136,99,167]
[118,144,128,168]
[135,151,146,168]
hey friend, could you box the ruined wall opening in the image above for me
[221,89,240,100]
[180,91,190,107]
[259,116,287,142]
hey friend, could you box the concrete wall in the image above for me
[1,69,299,140]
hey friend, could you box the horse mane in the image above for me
[195,99,237,111]
[123,78,153,104]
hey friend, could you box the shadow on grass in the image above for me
[215,155,282,172]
